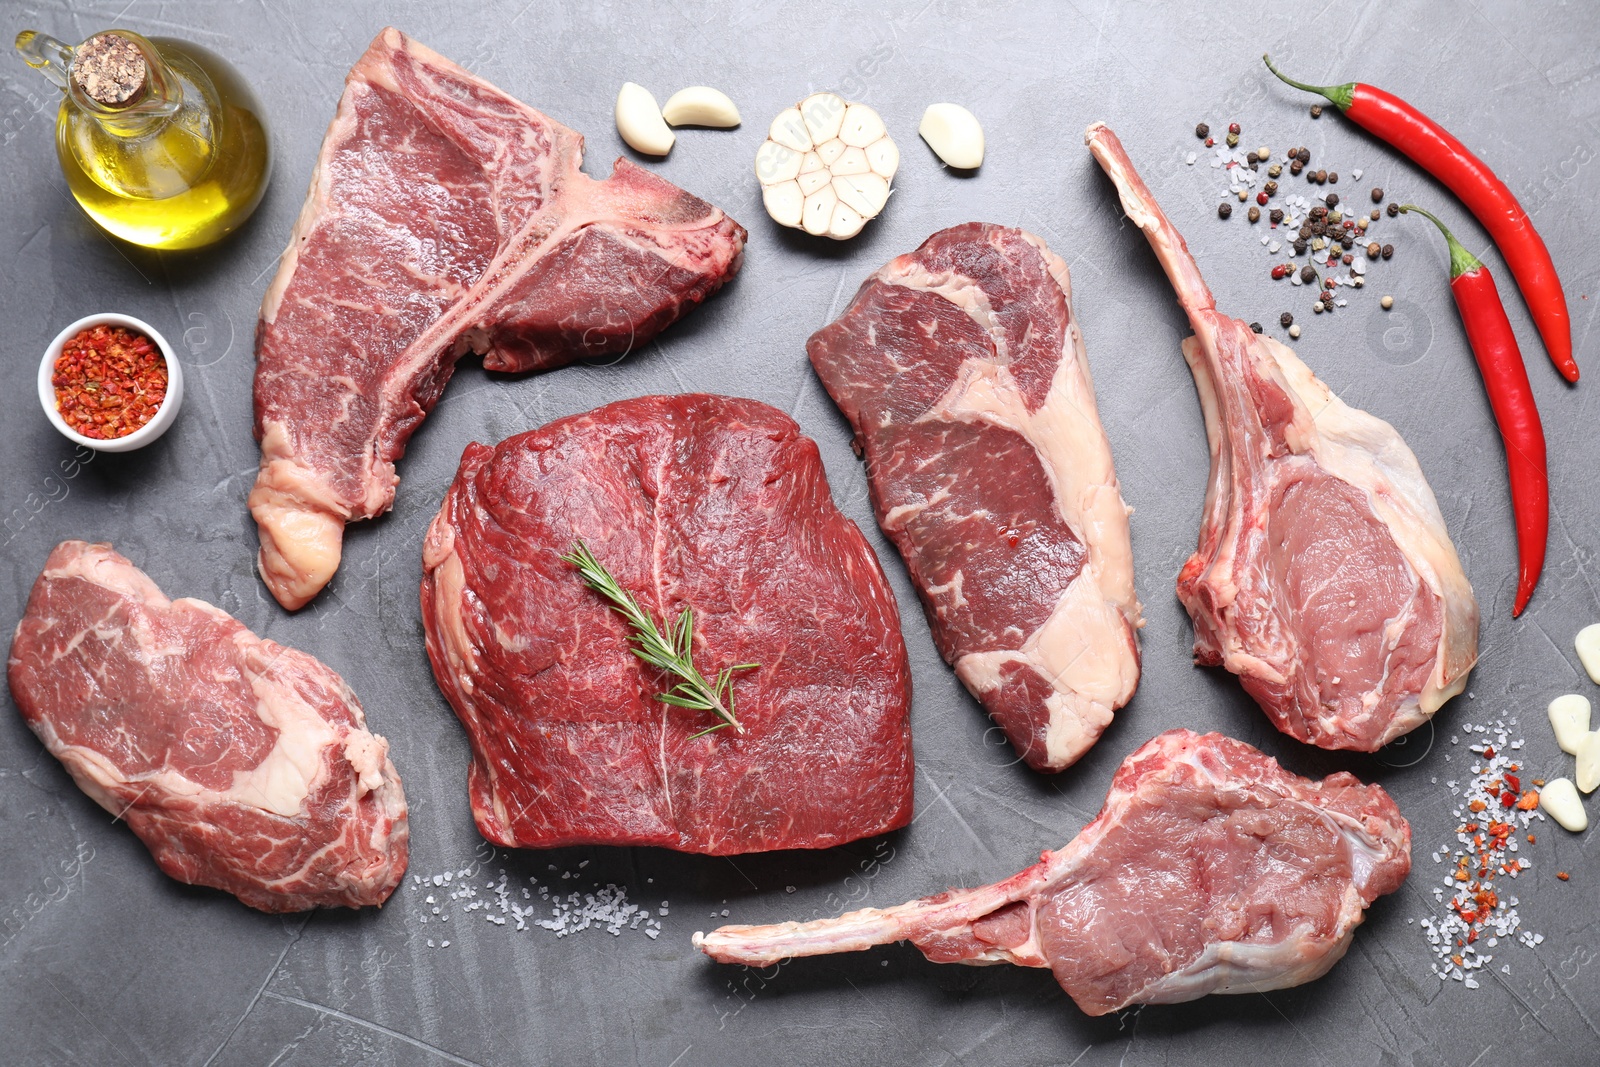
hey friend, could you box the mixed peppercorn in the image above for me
[52,324,167,440]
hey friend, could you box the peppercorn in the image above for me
[1218,202,1232,219]
[1300,265,1317,284]
[1228,122,1240,135]
[1256,146,1271,162]
[1382,243,1394,259]
[1325,192,1340,208]
[1341,234,1355,250]
[1264,180,1278,196]
[1387,202,1400,217]
[1292,239,1308,255]
[1288,324,1301,338]
[1327,171,1338,184]
[1271,263,1290,280]
[1226,132,1240,147]
[1357,216,1369,230]
[1340,218,1353,229]
[1248,159,1259,171]
[1296,147,1310,163]
[1371,187,1384,203]
[1289,159,1304,175]
[1310,205,1327,218]
[1195,122,1210,139]
[1237,189,1248,202]
[1342,252,1354,265]
[1205,137,1214,147]
[1249,322,1263,334]
[1310,104,1322,118]
[1268,163,1282,178]
[1248,206,1261,223]
[1381,295,1394,309]
[1255,191,1268,206]
[1278,311,1293,328]
[1315,169,1328,183]
[1313,300,1325,313]
[1367,241,1381,259]
[1352,275,1365,288]
[1370,209,1381,221]
[1270,208,1284,224]
[1299,223,1313,238]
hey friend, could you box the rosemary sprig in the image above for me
[560,540,757,738]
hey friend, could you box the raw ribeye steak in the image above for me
[7,542,408,912]
[421,394,914,854]
[1085,123,1478,751]
[252,28,746,610]
[808,223,1141,772]
[696,728,1409,1015]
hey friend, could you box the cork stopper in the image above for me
[71,32,146,107]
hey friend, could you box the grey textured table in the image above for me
[4,2,1599,1065]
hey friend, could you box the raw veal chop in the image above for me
[696,729,1410,1015]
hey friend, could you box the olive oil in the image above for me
[16,29,270,250]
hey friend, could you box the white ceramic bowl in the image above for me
[38,313,184,452]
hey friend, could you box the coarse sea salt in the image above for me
[1418,716,1548,990]
[409,865,666,944]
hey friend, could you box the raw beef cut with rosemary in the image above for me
[1085,122,1477,751]
[251,28,746,610]
[696,729,1410,1015]
[421,394,913,854]
[8,542,408,912]
[808,223,1141,772]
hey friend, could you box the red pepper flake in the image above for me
[52,324,166,440]
[1517,790,1540,811]
[1484,746,1496,759]
[1504,773,1521,792]
[1558,872,1570,881]
[1500,792,1517,808]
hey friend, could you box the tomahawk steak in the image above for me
[7,542,408,912]
[1085,123,1478,751]
[421,394,914,854]
[252,28,746,610]
[808,223,1141,772]
[696,728,1410,1015]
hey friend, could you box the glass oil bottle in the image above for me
[15,28,271,250]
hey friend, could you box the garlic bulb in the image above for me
[755,93,897,240]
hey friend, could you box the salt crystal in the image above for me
[1269,241,1281,253]
[1352,169,1363,180]
[1186,152,1197,165]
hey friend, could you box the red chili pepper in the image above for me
[1404,205,1548,616]
[1264,56,1576,382]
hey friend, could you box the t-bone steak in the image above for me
[1085,122,1478,751]
[7,542,408,912]
[421,394,914,854]
[807,222,1141,772]
[251,28,747,611]
[696,728,1410,1015]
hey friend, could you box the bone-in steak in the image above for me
[808,223,1141,772]
[251,28,746,611]
[7,542,408,912]
[695,728,1410,1015]
[1085,123,1478,751]
[421,394,914,854]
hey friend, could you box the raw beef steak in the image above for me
[1086,123,1478,750]
[697,728,1410,1016]
[7,542,408,912]
[808,223,1141,772]
[421,394,914,854]
[252,28,746,610]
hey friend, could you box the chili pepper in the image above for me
[1403,205,1548,616]
[1264,56,1576,382]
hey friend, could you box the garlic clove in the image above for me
[797,167,831,197]
[1580,732,1600,794]
[661,86,741,128]
[1578,623,1600,684]
[830,201,866,240]
[866,138,900,178]
[802,184,839,237]
[1550,693,1592,754]
[839,103,887,148]
[762,181,804,229]
[799,151,826,174]
[755,141,802,184]
[918,102,984,169]
[815,138,846,168]
[769,107,812,153]
[1540,777,1588,832]
[832,145,870,176]
[800,93,846,145]
[833,172,889,217]
[615,82,675,156]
